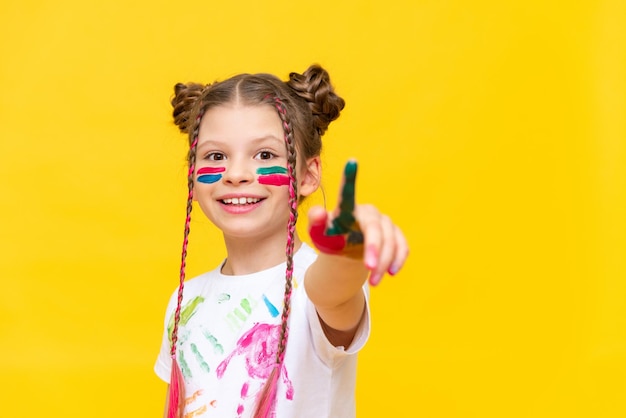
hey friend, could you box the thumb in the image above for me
[308,205,328,228]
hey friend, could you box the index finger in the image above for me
[326,160,358,236]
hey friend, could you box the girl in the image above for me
[155,64,408,418]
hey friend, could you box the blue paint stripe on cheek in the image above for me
[197,174,222,184]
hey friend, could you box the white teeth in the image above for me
[222,197,260,205]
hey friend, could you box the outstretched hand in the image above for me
[308,161,409,286]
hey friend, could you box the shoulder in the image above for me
[293,243,318,281]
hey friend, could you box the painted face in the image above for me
[197,167,226,184]
[256,166,289,186]
[192,104,297,244]
[197,166,290,186]
[196,166,290,186]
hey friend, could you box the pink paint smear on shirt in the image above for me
[216,323,294,416]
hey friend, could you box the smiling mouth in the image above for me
[221,197,262,205]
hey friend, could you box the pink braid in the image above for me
[167,111,202,418]
[252,97,299,418]
[274,97,298,365]
[171,117,201,356]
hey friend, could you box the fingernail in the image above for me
[369,272,381,286]
[365,245,377,270]
[387,263,400,276]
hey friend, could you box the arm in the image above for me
[305,161,409,347]
[305,246,369,347]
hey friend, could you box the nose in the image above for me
[222,158,254,185]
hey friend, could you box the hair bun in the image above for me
[287,65,345,135]
[171,82,206,133]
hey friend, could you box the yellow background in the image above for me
[1,1,625,417]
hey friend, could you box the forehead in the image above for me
[198,103,284,144]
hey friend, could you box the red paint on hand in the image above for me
[309,220,347,255]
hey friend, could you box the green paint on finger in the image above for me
[327,160,358,235]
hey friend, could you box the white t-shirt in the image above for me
[154,243,370,418]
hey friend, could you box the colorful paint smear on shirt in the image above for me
[240,298,253,315]
[225,296,259,332]
[191,343,210,373]
[236,383,250,415]
[202,330,224,355]
[197,166,225,184]
[257,166,289,186]
[185,389,203,406]
[168,296,205,341]
[216,323,294,416]
[184,404,207,418]
[184,389,208,418]
[226,312,243,333]
[184,390,208,418]
[216,324,282,379]
[178,349,192,379]
[262,294,279,317]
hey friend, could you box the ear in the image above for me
[298,156,321,198]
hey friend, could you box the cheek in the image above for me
[197,167,225,184]
[258,175,290,186]
[257,166,289,187]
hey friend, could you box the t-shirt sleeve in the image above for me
[154,291,177,383]
[306,283,371,364]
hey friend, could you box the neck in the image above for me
[221,232,303,276]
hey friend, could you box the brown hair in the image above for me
[172,64,345,163]
[166,64,344,418]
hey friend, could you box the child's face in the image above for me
[194,104,318,241]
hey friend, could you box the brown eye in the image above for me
[255,150,274,160]
[206,152,225,161]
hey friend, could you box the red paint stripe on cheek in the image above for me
[198,167,226,174]
[258,174,289,186]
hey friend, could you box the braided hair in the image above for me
[166,65,345,418]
